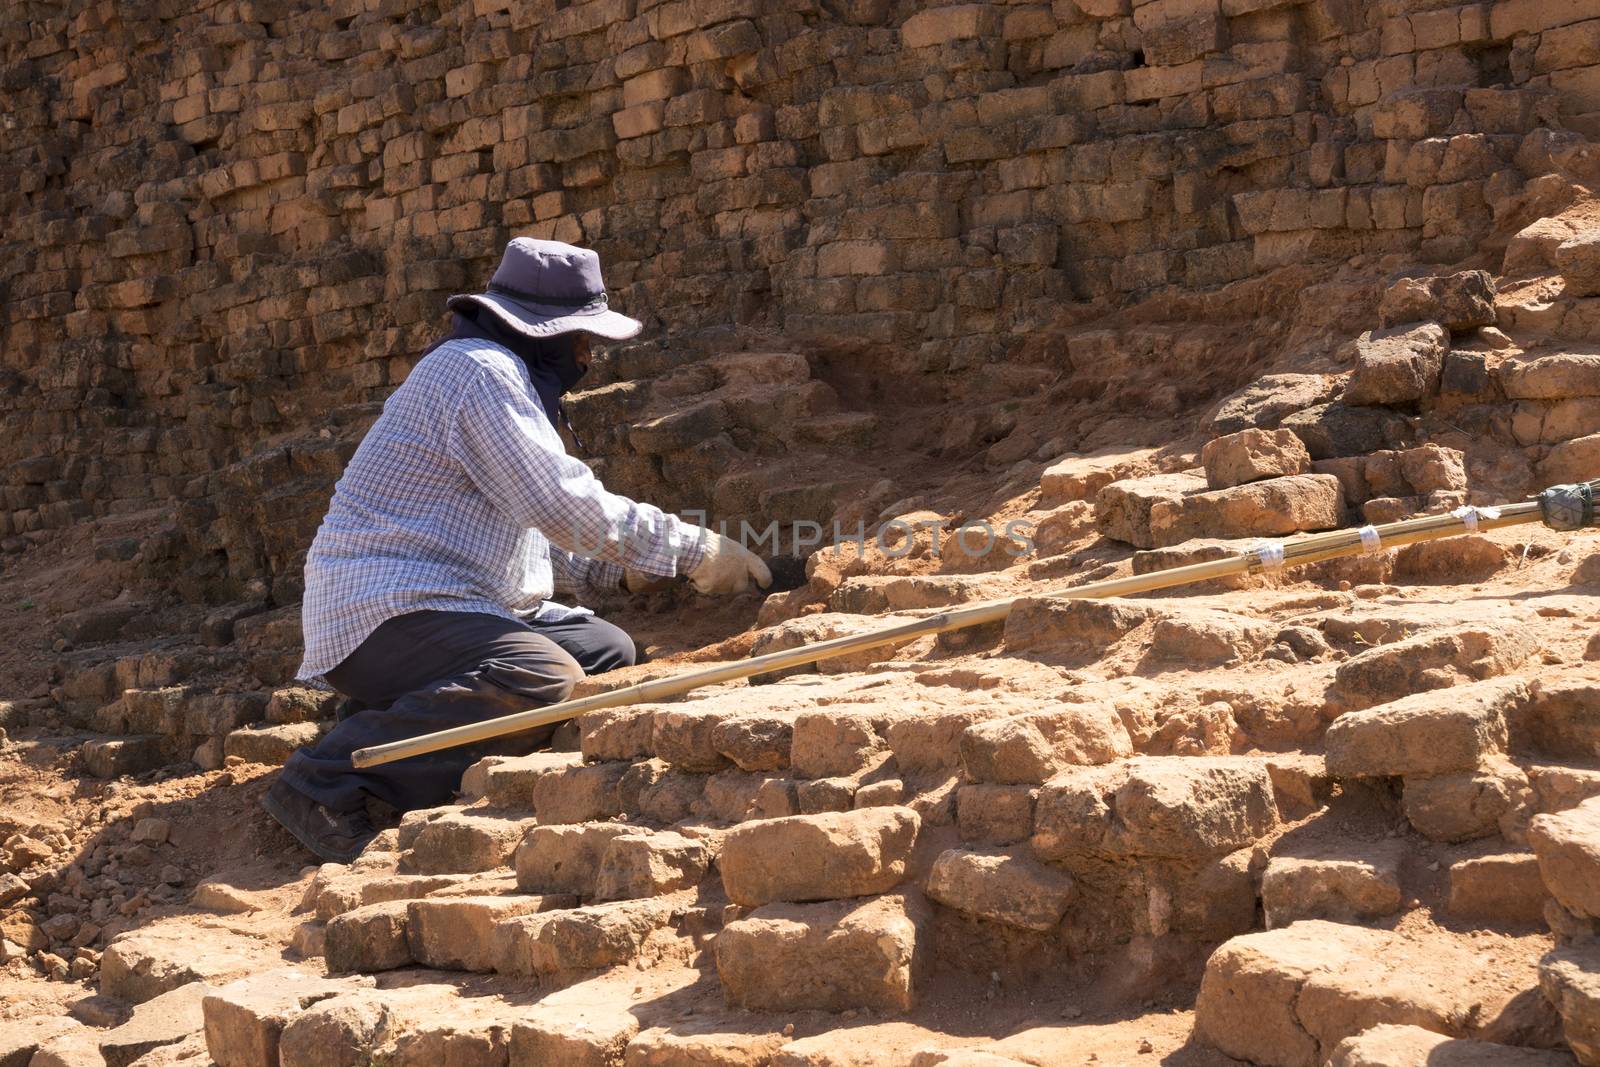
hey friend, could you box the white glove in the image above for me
[687,531,772,595]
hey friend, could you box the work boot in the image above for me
[260,778,376,864]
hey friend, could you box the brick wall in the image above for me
[1,0,1596,596]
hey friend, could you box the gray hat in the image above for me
[446,237,643,341]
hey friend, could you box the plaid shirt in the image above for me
[296,338,705,680]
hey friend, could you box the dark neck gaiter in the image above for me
[430,311,589,446]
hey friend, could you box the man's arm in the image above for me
[448,364,705,578]
[550,546,626,598]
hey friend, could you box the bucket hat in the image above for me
[446,237,643,341]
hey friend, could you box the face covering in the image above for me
[433,311,590,448]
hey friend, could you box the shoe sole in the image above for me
[260,786,364,865]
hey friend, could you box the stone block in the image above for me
[1342,323,1449,407]
[1201,428,1312,489]
[901,4,995,47]
[715,894,928,1013]
[1402,760,1531,842]
[202,969,371,1067]
[99,982,210,1067]
[711,714,793,771]
[492,896,678,977]
[1149,607,1275,666]
[1557,233,1600,298]
[82,736,165,779]
[1325,678,1523,778]
[956,784,1036,845]
[533,762,628,824]
[1209,374,1337,435]
[579,708,656,762]
[1500,352,1600,400]
[1529,797,1600,919]
[100,926,270,1004]
[406,810,529,874]
[1195,920,1502,1066]
[1146,473,1343,549]
[594,831,712,900]
[1328,1025,1576,1067]
[652,709,732,772]
[314,873,471,921]
[1038,448,1152,505]
[515,822,635,895]
[719,806,920,906]
[277,994,393,1067]
[1332,627,1534,711]
[1446,852,1549,922]
[1378,270,1497,332]
[1001,596,1155,654]
[1541,432,1600,487]
[223,722,325,765]
[925,848,1074,931]
[1032,757,1278,863]
[0,1019,81,1067]
[789,709,889,778]
[1281,403,1413,460]
[1520,679,1600,759]
[1260,847,1403,927]
[324,900,413,972]
[1094,472,1209,548]
[406,894,569,971]
[1539,941,1600,1065]
[958,705,1132,785]
[511,1002,639,1067]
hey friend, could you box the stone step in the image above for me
[407,893,577,971]
[1329,622,1536,712]
[1530,797,1600,924]
[718,806,920,907]
[99,981,211,1067]
[491,893,691,981]
[1329,1023,1578,1066]
[715,892,929,1013]
[1323,677,1526,779]
[201,968,373,1067]
[1539,941,1600,1066]
[222,720,328,766]
[460,750,583,806]
[1447,851,1551,924]
[401,808,534,874]
[81,735,166,778]
[1095,470,1342,550]
[1195,920,1541,1067]
[100,923,281,1004]
[1260,844,1404,928]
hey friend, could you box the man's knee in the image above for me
[601,626,638,670]
[479,644,586,707]
[550,654,585,702]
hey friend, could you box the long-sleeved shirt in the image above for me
[295,337,704,680]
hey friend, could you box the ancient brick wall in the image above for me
[1,0,1596,597]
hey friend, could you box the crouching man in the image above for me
[262,238,770,862]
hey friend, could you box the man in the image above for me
[262,238,771,862]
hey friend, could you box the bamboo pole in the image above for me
[350,488,1578,769]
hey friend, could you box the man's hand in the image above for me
[687,531,773,595]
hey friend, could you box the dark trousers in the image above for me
[279,609,636,814]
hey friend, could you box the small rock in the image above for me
[130,819,170,845]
